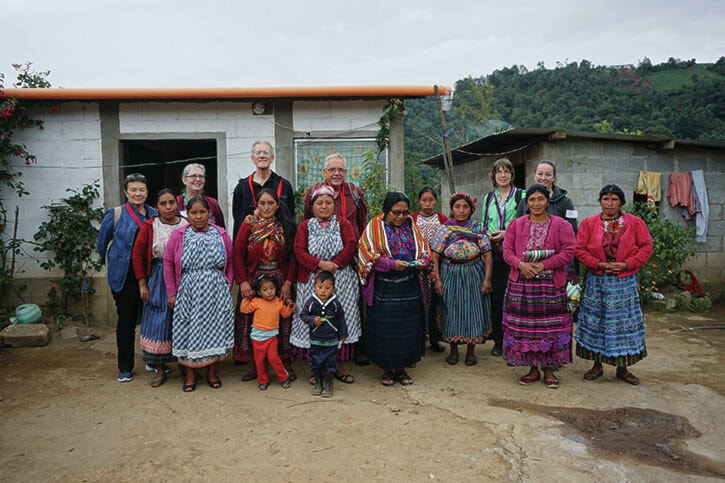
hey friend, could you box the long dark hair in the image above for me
[257,188,297,244]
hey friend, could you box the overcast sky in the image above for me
[1,0,723,89]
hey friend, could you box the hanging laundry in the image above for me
[690,170,709,243]
[667,172,694,216]
[635,170,661,205]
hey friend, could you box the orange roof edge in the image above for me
[0,85,452,101]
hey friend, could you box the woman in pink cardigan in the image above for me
[502,184,575,389]
[575,185,652,385]
[164,196,235,392]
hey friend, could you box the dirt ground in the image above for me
[1,308,724,482]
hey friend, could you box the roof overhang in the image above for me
[0,85,451,102]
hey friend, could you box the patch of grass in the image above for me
[644,65,720,93]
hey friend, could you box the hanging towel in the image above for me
[690,170,709,243]
[636,171,661,203]
[668,172,694,215]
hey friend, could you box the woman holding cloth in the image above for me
[358,192,430,386]
[292,185,361,384]
[132,189,188,387]
[234,188,298,381]
[430,192,493,366]
[502,184,575,389]
[575,184,652,385]
[164,196,234,392]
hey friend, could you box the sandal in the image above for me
[517,372,541,386]
[334,373,355,384]
[258,383,269,391]
[207,377,222,389]
[182,382,196,392]
[543,375,559,389]
[308,375,316,385]
[150,372,167,388]
[465,356,478,366]
[281,379,292,389]
[287,369,297,382]
[381,371,395,386]
[616,370,640,385]
[584,368,604,380]
[446,353,460,365]
[395,370,413,385]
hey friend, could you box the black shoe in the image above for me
[311,373,323,396]
[321,373,334,397]
[490,344,503,356]
[354,352,370,366]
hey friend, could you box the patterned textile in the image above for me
[291,216,361,354]
[602,215,625,262]
[502,219,571,367]
[358,214,429,283]
[152,217,187,258]
[437,258,491,344]
[233,264,293,362]
[521,249,554,279]
[415,212,444,241]
[140,261,176,365]
[365,271,424,369]
[415,213,444,339]
[172,228,234,367]
[384,221,417,262]
[575,272,646,366]
[245,214,285,260]
[429,219,491,261]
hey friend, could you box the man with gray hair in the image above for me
[177,162,225,228]
[303,153,367,239]
[231,141,295,241]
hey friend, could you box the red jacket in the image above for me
[294,217,357,283]
[575,212,652,277]
[233,221,297,284]
[131,218,157,280]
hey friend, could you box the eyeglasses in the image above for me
[324,167,347,173]
[254,151,272,156]
[389,210,409,216]
[185,174,205,180]
[125,173,146,182]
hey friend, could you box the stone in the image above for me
[1,323,50,347]
[674,291,692,310]
[60,326,79,340]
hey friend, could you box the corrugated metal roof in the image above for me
[422,128,725,167]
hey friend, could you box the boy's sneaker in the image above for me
[117,371,133,382]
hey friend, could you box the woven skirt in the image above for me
[575,272,647,366]
[437,258,491,344]
[140,261,176,365]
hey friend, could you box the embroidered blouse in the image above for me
[601,214,625,262]
[429,219,492,261]
[383,220,417,262]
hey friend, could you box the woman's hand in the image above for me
[481,278,493,295]
[167,295,176,310]
[489,230,504,244]
[434,279,444,296]
[318,260,338,273]
[606,262,627,274]
[531,262,545,276]
[518,261,538,279]
[394,260,408,271]
[240,281,254,299]
[138,280,149,304]
[280,281,292,301]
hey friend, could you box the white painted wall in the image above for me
[6,102,103,278]
[293,100,385,133]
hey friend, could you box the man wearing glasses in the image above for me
[231,141,296,241]
[303,153,367,240]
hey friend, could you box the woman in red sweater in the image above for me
[575,185,652,385]
[233,188,297,381]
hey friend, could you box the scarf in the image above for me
[245,214,285,259]
[357,214,429,284]
[443,218,484,245]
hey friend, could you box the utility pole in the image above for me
[435,85,456,195]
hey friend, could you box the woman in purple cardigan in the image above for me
[502,184,575,389]
[164,196,235,392]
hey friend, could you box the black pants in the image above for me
[490,259,511,346]
[310,344,338,374]
[112,273,141,372]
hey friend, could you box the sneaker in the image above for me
[117,371,133,382]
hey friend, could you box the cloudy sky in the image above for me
[1,0,723,89]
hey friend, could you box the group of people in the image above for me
[97,142,653,394]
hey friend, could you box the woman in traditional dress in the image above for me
[132,189,188,387]
[358,192,430,386]
[97,173,157,383]
[482,158,525,356]
[411,186,448,352]
[502,184,575,389]
[164,196,234,392]
[292,185,361,384]
[234,188,298,381]
[575,184,652,385]
[430,192,493,366]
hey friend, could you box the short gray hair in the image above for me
[252,140,274,155]
[182,163,206,178]
[324,153,347,169]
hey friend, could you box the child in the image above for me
[240,275,295,390]
[299,271,348,397]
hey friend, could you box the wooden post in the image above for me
[435,86,456,194]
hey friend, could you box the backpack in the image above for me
[483,188,523,228]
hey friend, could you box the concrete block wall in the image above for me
[293,100,386,133]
